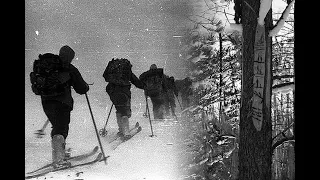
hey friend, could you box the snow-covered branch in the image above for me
[272,122,294,141]
[272,74,294,81]
[258,0,272,25]
[272,135,294,151]
[223,23,242,35]
[272,82,294,94]
[269,0,295,37]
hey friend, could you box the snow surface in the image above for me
[223,23,242,34]
[25,89,198,180]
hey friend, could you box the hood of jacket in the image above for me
[59,45,75,64]
[150,64,157,70]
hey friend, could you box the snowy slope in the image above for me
[25,90,196,180]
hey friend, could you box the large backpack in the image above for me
[103,58,132,86]
[141,68,165,97]
[30,53,71,97]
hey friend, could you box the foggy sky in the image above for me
[25,0,196,97]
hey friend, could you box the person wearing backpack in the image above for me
[30,45,89,168]
[163,75,171,117]
[139,64,167,120]
[103,58,144,139]
[163,76,178,118]
[178,77,193,110]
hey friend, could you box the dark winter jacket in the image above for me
[139,68,164,83]
[166,76,178,97]
[41,46,89,110]
[106,72,144,99]
[139,68,168,95]
[180,77,193,97]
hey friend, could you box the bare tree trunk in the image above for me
[238,0,273,179]
[273,94,278,180]
[288,145,294,180]
[219,33,223,123]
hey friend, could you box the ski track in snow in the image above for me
[25,96,197,180]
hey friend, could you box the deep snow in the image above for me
[25,89,198,180]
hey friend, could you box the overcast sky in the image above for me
[25,0,196,94]
[25,0,291,97]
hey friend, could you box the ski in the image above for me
[66,146,99,161]
[107,122,140,143]
[111,124,142,150]
[25,153,104,179]
[26,146,99,174]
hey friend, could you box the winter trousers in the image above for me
[109,92,132,136]
[150,95,164,119]
[42,100,72,140]
[109,92,132,118]
[164,91,176,117]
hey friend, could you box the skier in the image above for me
[177,77,193,110]
[36,45,90,168]
[163,76,178,118]
[139,64,167,120]
[103,58,144,139]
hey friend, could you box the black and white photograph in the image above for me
[25,0,295,179]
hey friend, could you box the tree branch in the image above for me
[272,82,294,89]
[272,135,294,151]
[269,0,295,36]
[272,74,294,80]
[272,122,294,141]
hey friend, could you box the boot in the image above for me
[52,134,70,168]
[65,147,71,159]
[121,116,131,139]
[116,113,123,136]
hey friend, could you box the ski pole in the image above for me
[41,119,50,130]
[143,104,149,118]
[85,93,107,164]
[99,103,113,137]
[145,93,155,137]
[35,119,50,138]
